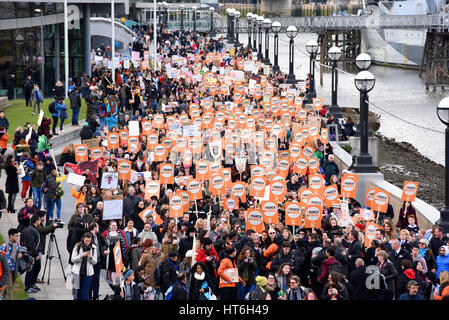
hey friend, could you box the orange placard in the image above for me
[144,180,160,200]
[177,190,190,212]
[324,185,340,208]
[304,202,322,228]
[187,179,202,200]
[90,147,104,160]
[223,197,239,211]
[196,160,210,181]
[364,222,379,247]
[153,144,167,162]
[114,241,123,276]
[294,157,308,176]
[232,182,247,203]
[285,202,302,226]
[210,172,226,196]
[74,144,89,162]
[361,208,375,222]
[308,174,324,197]
[107,132,120,149]
[366,188,377,209]
[138,205,162,226]
[251,165,265,178]
[277,159,290,178]
[245,209,264,233]
[160,163,174,184]
[269,181,286,203]
[117,160,132,180]
[127,136,140,153]
[222,168,232,189]
[372,189,390,213]
[341,173,359,199]
[401,181,419,202]
[261,200,278,224]
[320,128,329,145]
[169,194,184,217]
[250,177,266,198]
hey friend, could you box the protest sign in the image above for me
[245,209,264,233]
[67,173,86,186]
[101,172,119,189]
[103,195,123,220]
[401,181,419,202]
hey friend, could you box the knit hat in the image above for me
[355,223,365,231]
[168,251,179,258]
[419,239,429,246]
[203,238,213,246]
[123,269,134,280]
[185,250,194,258]
[256,276,268,287]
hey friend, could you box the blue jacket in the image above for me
[21,159,35,182]
[52,101,66,117]
[436,246,449,279]
[398,293,424,300]
[0,240,22,271]
[105,114,118,130]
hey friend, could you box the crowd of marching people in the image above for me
[1,23,449,302]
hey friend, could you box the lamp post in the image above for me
[354,53,372,138]
[35,8,45,92]
[246,13,253,50]
[436,98,449,233]
[352,69,377,173]
[162,2,168,26]
[328,46,343,121]
[252,14,258,52]
[271,21,281,74]
[257,15,264,60]
[209,7,216,37]
[180,4,184,31]
[286,25,298,84]
[226,8,231,39]
[305,39,319,102]
[192,6,197,33]
[228,8,235,44]
[263,18,271,65]
[234,10,241,48]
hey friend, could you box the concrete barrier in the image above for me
[330,141,439,230]
[0,96,8,109]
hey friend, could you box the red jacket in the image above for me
[318,257,339,284]
[196,246,219,277]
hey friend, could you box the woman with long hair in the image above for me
[321,271,349,300]
[71,232,97,300]
[86,185,103,214]
[102,220,128,284]
[4,154,19,213]
[72,184,88,208]
[236,245,258,300]
[189,261,214,300]
[275,263,293,297]
[396,201,417,230]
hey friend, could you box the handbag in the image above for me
[54,182,65,199]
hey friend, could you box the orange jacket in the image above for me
[263,243,278,270]
[434,284,449,300]
[0,133,8,150]
[72,187,86,207]
[217,257,243,289]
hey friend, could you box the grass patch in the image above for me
[0,232,29,300]
[3,98,87,143]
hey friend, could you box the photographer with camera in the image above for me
[67,203,95,264]
[71,232,97,300]
[237,246,258,300]
[196,238,219,293]
[37,210,63,260]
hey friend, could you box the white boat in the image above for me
[361,0,444,68]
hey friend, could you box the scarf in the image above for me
[194,272,205,281]
[419,248,428,258]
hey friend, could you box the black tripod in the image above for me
[41,232,66,285]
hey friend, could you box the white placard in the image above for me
[107,60,113,69]
[129,121,140,137]
[183,125,199,137]
[37,109,44,126]
[142,171,152,180]
[95,55,103,63]
[169,123,182,135]
[67,173,86,186]
[124,59,130,69]
[130,170,140,184]
[101,172,119,189]
[113,57,120,69]
[103,199,123,220]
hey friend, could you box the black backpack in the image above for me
[48,101,56,114]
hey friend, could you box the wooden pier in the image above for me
[419,30,449,91]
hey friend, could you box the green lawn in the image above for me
[0,233,29,300]
[3,98,87,143]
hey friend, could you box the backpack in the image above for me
[164,284,174,300]
[48,101,56,114]
[97,103,107,118]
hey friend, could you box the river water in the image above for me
[234,32,446,166]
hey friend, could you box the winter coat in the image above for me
[237,257,258,285]
[196,246,219,279]
[436,246,449,279]
[434,282,449,300]
[139,230,159,245]
[20,224,40,258]
[128,245,142,270]
[388,248,412,275]
[123,195,142,220]
[189,262,215,300]
[69,90,82,109]
[140,250,165,289]
[217,255,243,289]
[160,258,179,294]
[71,187,86,208]
[321,282,349,300]
[36,222,56,254]
[30,168,46,189]
[0,132,8,150]
[17,205,39,231]
[377,260,398,295]
[38,135,51,151]
[5,163,19,194]
[396,268,417,298]
[71,243,97,277]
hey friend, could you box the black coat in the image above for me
[349,266,371,300]
[178,236,194,260]
[343,239,363,272]
[377,261,398,295]
[20,224,40,258]
[5,164,19,194]
[160,258,178,294]
[388,248,412,275]
[170,281,188,300]
[189,270,214,300]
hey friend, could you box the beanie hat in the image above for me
[124,269,134,280]
[185,250,194,258]
[256,276,268,287]
[419,239,429,246]
[168,251,179,258]
[203,238,213,246]
[355,223,365,231]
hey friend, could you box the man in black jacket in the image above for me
[21,215,41,293]
[161,251,179,296]
[388,239,412,274]
[88,222,107,300]
[79,122,93,140]
[429,226,448,258]
[69,87,82,126]
[22,75,34,107]
[123,186,142,223]
[169,272,188,300]
[342,230,363,273]
[178,226,195,260]
[349,258,371,300]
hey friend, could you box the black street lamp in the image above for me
[228,8,235,44]
[257,15,264,60]
[286,25,298,84]
[234,10,241,48]
[252,14,258,52]
[305,39,319,102]
[180,4,184,31]
[328,46,343,121]
[209,7,216,37]
[352,69,377,173]
[162,2,168,27]
[246,12,253,50]
[436,98,449,233]
[263,18,271,65]
[192,6,197,33]
[271,21,281,74]
[226,8,231,40]
[354,53,372,138]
